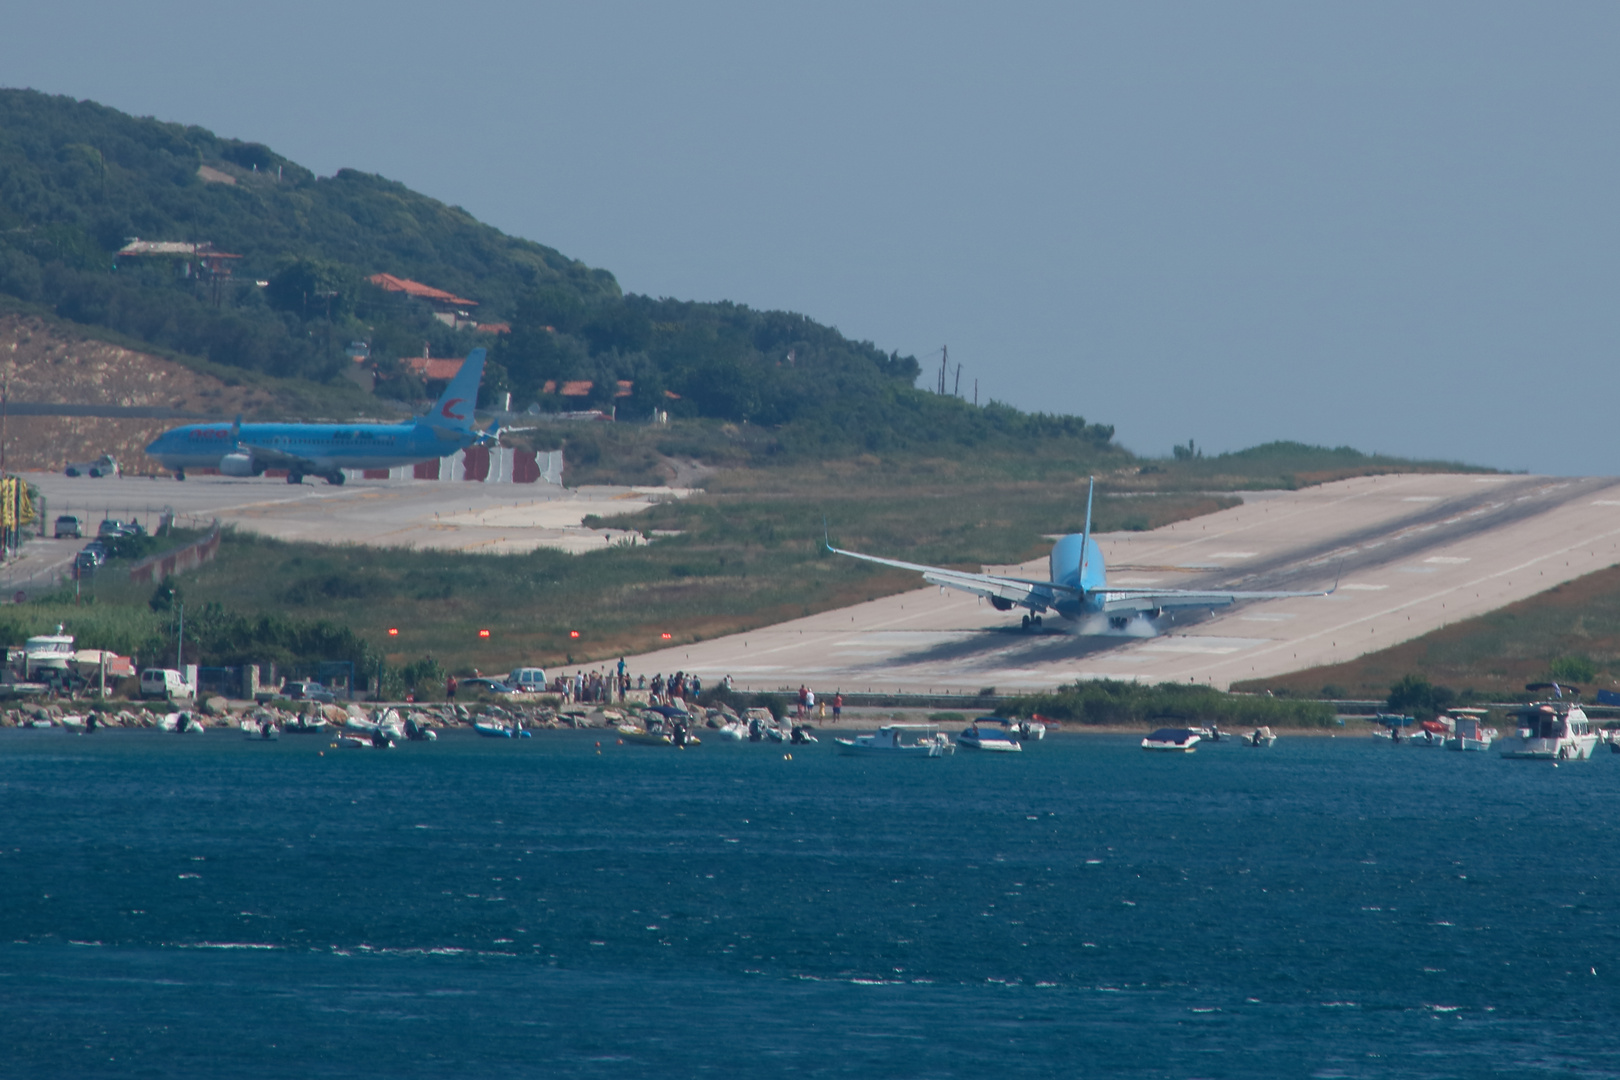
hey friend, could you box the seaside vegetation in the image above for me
[1008,680,1340,729]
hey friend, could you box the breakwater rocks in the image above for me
[0,698,747,733]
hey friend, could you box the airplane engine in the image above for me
[219,451,256,477]
[990,596,1013,611]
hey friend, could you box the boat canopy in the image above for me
[1147,728,1198,742]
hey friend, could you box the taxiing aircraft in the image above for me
[146,348,493,484]
[827,478,1334,633]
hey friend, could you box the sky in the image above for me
[3,2,1618,474]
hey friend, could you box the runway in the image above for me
[590,473,1620,693]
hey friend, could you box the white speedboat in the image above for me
[161,711,204,733]
[1141,727,1201,752]
[716,720,747,741]
[1443,710,1496,751]
[835,724,954,757]
[957,720,1023,752]
[1243,726,1277,748]
[241,719,280,741]
[1500,692,1598,760]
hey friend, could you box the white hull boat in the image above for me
[1142,727,1201,752]
[957,722,1022,752]
[1500,695,1598,760]
[835,724,954,757]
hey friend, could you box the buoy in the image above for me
[784,753,792,760]
[617,739,623,745]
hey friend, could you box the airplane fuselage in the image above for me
[145,421,475,473]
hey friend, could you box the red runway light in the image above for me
[569,630,580,639]
[661,632,672,639]
[387,627,399,637]
[478,629,491,638]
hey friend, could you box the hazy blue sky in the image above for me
[4,2,1618,474]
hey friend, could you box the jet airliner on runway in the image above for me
[828,478,1334,633]
[147,348,492,484]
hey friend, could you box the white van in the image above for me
[140,668,194,701]
[505,667,548,693]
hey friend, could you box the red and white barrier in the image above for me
[344,448,563,485]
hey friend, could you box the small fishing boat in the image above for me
[1141,728,1200,752]
[1500,688,1599,760]
[335,730,393,749]
[1443,710,1496,751]
[716,719,747,741]
[789,724,818,745]
[58,714,87,734]
[161,712,204,734]
[474,719,513,738]
[957,720,1023,752]
[241,719,280,741]
[835,724,954,757]
[283,715,330,735]
[1243,726,1277,748]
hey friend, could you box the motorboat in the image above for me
[473,719,514,738]
[716,720,747,741]
[1443,710,1497,751]
[1017,717,1048,741]
[161,711,204,733]
[24,626,75,678]
[957,720,1023,752]
[789,724,818,745]
[241,719,280,741]
[1408,720,1450,748]
[59,714,87,734]
[835,724,954,757]
[1243,726,1277,748]
[618,717,699,748]
[1371,713,1413,742]
[1500,694,1599,760]
[283,715,329,734]
[403,714,438,741]
[1142,728,1201,752]
[335,730,393,749]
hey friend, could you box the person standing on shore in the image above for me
[446,674,458,701]
[833,692,843,722]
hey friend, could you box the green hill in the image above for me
[0,88,1121,458]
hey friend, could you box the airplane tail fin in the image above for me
[428,348,486,430]
[1079,476,1095,588]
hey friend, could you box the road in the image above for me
[577,473,1620,693]
[2,472,696,595]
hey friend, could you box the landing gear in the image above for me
[288,472,303,485]
[1021,614,1031,630]
[323,471,346,486]
[1109,616,1129,630]
[174,468,186,481]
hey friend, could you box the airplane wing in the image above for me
[1097,582,1334,613]
[235,439,323,472]
[827,544,1076,612]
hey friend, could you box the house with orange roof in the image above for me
[369,272,480,329]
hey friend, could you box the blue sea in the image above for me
[2,727,1617,1078]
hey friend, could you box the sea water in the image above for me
[1,728,1617,1078]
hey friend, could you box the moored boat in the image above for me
[1142,727,1200,752]
[1443,710,1497,751]
[957,719,1023,752]
[835,724,954,757]
[1500,687,1598,760]
[1244,726,1277,747]
[24,625,75,678]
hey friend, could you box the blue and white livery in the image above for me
[146,349,493,485]
[828,477,1334,633]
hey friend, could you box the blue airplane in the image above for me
[146,348,494,484]
[828,477,1334,633]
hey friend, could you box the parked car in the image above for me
[53,515,81,539]
[284,680,337,704]
[80,542,109,565]
[72,551,99,579]
[98,519,135,539]
[140,668,195,700]
[505,667,549,693]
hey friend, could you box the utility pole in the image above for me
[939,345,948,394]
[954,364,961,397]
[974,379,978,407]
[177,601,184,671]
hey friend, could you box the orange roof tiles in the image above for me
[475,322,510,334]
[560,380,594,397]
[369,273,478,307]
[405,355,466,380]
[615,380,633,398]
